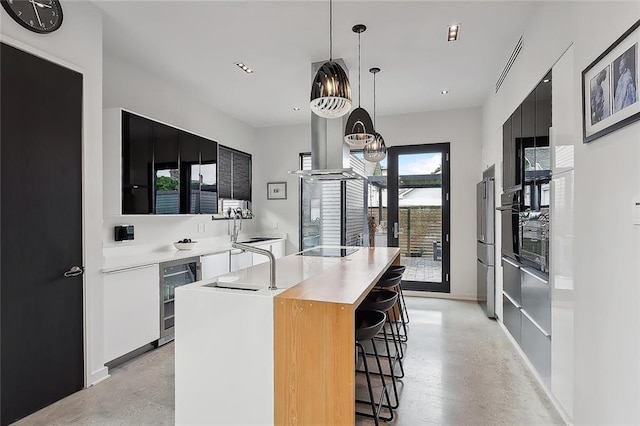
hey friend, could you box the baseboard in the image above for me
[403,290,478,301]
[87,366,110,387]
[496,320,573,425]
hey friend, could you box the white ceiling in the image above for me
[95,1,538,128]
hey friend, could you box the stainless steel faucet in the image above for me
[230,207,243,243]
[232,242,277,290]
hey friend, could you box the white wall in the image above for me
[1,2,107,385]
[102,53,260,248]
[482,2,640,423]
[254,107,483,299]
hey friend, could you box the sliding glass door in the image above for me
[387,144,450,292]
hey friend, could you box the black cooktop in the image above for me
[298,247,359,258]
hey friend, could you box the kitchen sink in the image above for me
[203,282,261,292]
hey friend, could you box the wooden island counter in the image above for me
[175,247,400,425]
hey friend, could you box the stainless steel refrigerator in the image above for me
[477,177,496,318]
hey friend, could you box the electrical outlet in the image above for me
[198,223,205,232]
[273,220,279,229]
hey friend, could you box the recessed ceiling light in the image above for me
[234,62,254,74]
[293,107,300,111]
[543,79,550,83]
[441,90,449,95]
[447,24,460,42]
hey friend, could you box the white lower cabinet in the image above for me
[230,249,253,271]
[201,252,230,280]
[104,264,159,363]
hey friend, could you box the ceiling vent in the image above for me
[495,36,523,93]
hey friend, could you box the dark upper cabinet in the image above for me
[218,145,252,203]
[122,112,153,214]
[179,131,202,214]
[502,115,513,191]
[120,111,226,215]
[200,140,218,214]
[153,122,180,214]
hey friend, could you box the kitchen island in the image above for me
[175,246,400,425]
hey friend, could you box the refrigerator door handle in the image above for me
[393,222,399,238]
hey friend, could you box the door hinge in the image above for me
[446,153,449,162]
[446,273,449,282]
[446,192,449,201]
[446,234,449,242]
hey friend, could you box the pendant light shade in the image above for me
[310,61,352,118]
[310,0,352,118]
[363,67,387,162]
[364,133,387,162]
[344,24,375,146]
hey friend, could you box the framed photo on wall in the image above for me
[582,19,640,143]
[267,182,287,200]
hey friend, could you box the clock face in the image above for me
[1,0,63,34]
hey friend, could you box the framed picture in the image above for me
[267,182,287,200]
[583,19,640,143]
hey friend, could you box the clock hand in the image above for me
[32,0,52,8]
[29,0,44,27]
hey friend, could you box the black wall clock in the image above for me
[1,0,63,34]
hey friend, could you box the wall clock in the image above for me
[1,0,63,34]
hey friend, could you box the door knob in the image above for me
[64,266,84,277]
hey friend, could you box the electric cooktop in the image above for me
[298,247,359,258]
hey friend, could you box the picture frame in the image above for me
[267,182,287,200]
[582,19,640,143]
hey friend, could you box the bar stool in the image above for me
[355,309,394,425]
[358,289,404,408]
[376,272,409,346]
[385,265,410,324]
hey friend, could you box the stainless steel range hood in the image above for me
[290,59,365,181]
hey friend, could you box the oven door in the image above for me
[499,206,520,260]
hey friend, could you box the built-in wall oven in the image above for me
[498,191,520,260]
[159,256,201,345]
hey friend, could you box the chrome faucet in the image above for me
[232,242,277,290]
[230,207,243,243]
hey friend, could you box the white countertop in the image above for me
[102,237,285,273]
[178,247,360,297]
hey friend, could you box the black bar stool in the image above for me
[376,272,409,346]
[355,309,393,425]
[385,265,410,324]
[358,289,404,408]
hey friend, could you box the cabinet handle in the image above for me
[104,264,156,274]
[521,308,551,338]
[501,257,520,268]
[521,267,548,284]
[502,291,521,309]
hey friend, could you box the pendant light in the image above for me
[363,67,387,162]
[344,24,375,147]
[310,0,352,118]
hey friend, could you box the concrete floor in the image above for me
[15,297,563,425]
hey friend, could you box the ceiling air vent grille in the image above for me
[496,36,523,93]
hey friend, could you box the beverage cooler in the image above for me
[159,256,201,345]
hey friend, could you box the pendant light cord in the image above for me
[329,0,333,60]
[373,72,376,127]
[358,31,361,106]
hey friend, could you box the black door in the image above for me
[387,143,451,292]
[1,43,84,425]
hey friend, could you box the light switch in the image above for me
[634,199,640,225]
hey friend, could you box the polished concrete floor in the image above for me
[15,297,563,425]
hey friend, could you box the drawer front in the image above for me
[521,268,551,334]
[502,293,521,343]
[502,257,521,303]
[521,311,551,387]
[477,241,494,265]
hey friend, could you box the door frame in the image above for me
[0,35,91,387]
[387,143,451,293]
